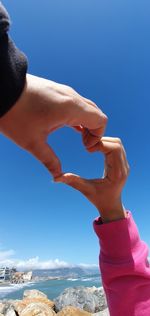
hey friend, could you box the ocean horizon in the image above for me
[0,274,102,301]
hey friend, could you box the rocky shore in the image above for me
[0,288,109,316]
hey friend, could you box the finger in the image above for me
[100,137,130,175]
[101,137,122,143]
[103,142,127,182]
[80,98,108,137]
[87,137,122,153]
[28,141,62,178]
[68,99,108,138]
[73,90,99,111]
[88,143,102,152]
[104,150,124,182]
[82,129,100,150]
[87,138,122,155]
[72,125,84,132]
[72,126,102,151]
[82,97,99,110]
[89,138,129,175]
[87,139,127,182]
[55,172,94,197]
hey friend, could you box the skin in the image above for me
[0,74,107,179]
[55,136,129,223]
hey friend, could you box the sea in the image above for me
[0,274,102,301]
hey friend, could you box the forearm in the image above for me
[94,212,150,315]
[0,2,28,117]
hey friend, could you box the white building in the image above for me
[0,267,11,282]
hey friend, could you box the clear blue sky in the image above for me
[0,0,150,269]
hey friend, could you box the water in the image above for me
[0,274,101,301]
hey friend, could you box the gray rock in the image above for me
[54,286,107,313]
[0,304,16,316]
[0,303,5,314]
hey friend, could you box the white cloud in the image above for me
[0,249,15,261]
[13,257,74,270]
[78,263,98,269]
[0,249,97,271]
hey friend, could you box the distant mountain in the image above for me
[32,267,99,278]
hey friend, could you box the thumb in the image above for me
[28,141,62,179]
[55,173,93,197]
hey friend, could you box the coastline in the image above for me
[0,273,102,301]
[0,288,109,315]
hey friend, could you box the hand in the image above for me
[0,74,107,178]
[55,137,129,223]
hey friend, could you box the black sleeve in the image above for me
[0,2,28,117]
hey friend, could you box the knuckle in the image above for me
[64,95,75,105]
[98,113,108,126]
[89,100,97,108]
[114,170,126,182]
[64,84,75,94]
[122,172,127,180]
[121,171,128,181]
[114,143,122,152]
[117,171,124,181]
[103,114,108,124]
[115,137,122,144]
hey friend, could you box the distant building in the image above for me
[0,267,32,284]
[0,267,12,282]
[11,271,32,284]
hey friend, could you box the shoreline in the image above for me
[0,288,108,315]
[0,275,102,303]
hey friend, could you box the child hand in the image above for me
[55,137,129,222]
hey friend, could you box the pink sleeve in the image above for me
[93,211,150,316]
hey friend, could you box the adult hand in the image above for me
[0,74,107,178]
[55,137,129,222]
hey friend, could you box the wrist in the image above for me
[98,198,126,223]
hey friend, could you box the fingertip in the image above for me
[86,142,103,153]
[103,113,108,124]
[55,173,81,186]
[73,125,84,132]
[54,173,70,183]
[88,147,96,153]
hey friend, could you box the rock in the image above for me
[1,304,16,316]
[23,290,47,299]
[23,298,54,309]
[5,307,16,316]
[12,301,27,315]
[93,308,110,316]
[13,298,55,314]
[57,306,91,315]
[20,302,56,316]
[54,286,107,313]
[0,303,5,314]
